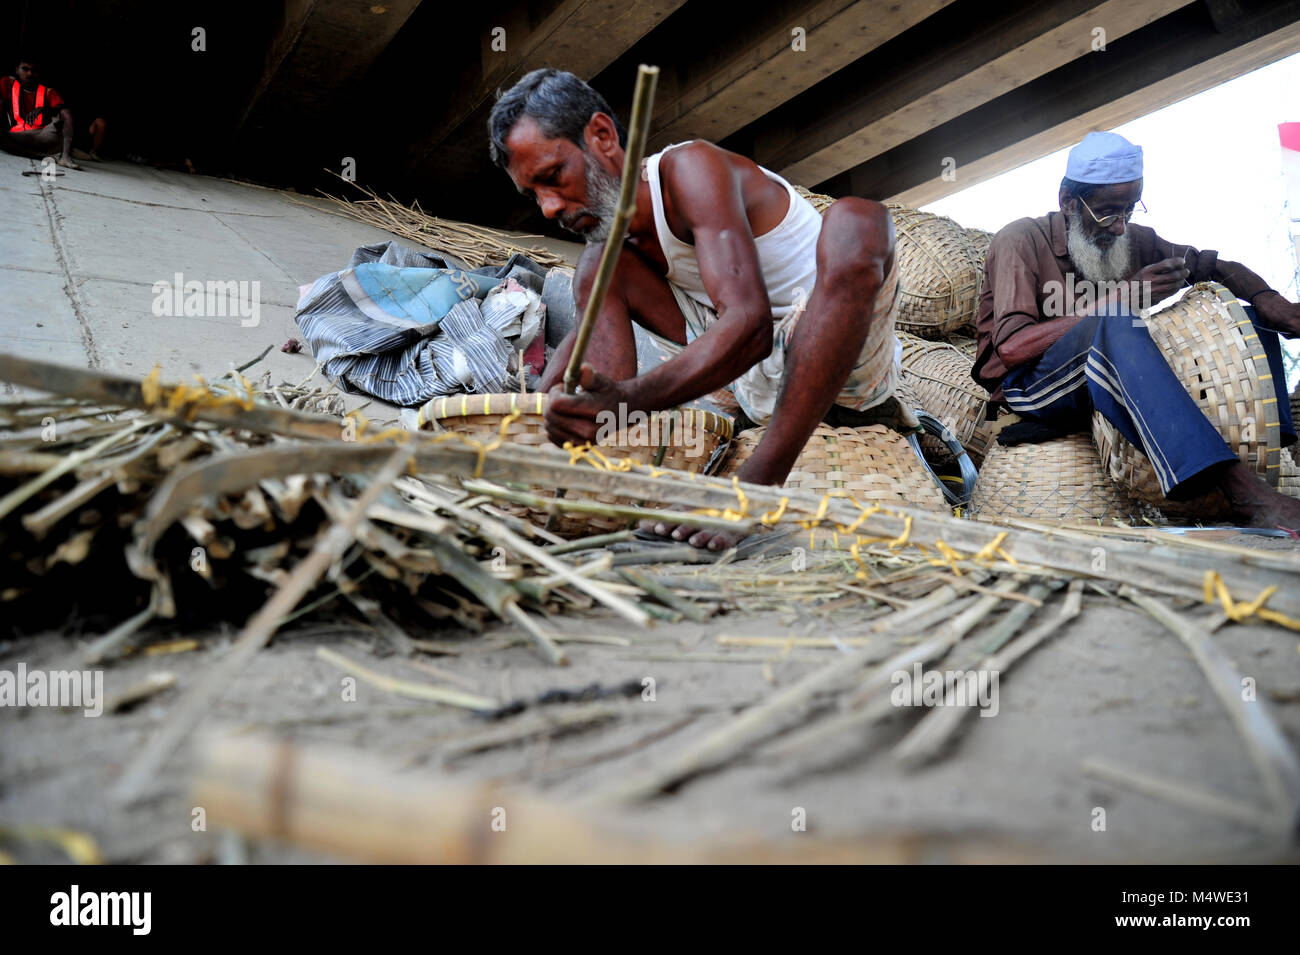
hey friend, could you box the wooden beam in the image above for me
[404,0,687,174]
[238,0,424,136]
[744,0,1186,188]
[236,0,315,131]
[889,11,1300,205]
[645,0,953,149]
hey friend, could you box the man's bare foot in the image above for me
[636,518,747,551]
[54,156,81,170]
[1230,491,1300,531]
[635,455,788,550]
[1219,460,1300,530]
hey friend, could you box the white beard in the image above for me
[1065,207,1133,284]
[580,157,621,244]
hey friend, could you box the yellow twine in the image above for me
[139,365,256,420]
[1203,570,1300,631]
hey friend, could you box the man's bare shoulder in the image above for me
[657,140,740,188]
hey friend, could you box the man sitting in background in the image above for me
[973,131,1299,527]
[1,57,83,168]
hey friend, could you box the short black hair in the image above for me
[488,68,626,168]
[16,56,37,67]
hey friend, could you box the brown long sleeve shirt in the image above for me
[971,211,1272,395]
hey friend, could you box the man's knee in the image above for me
[817,198,894,288]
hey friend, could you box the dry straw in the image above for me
[1092,283,1281,521]
[307,175,568,270]
[969,433,1137,524]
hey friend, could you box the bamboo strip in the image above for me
[316,647,498,711]
[1081,757,1288,832]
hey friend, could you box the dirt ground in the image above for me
[4,540,1300,864]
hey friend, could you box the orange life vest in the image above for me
[9,82,47,131]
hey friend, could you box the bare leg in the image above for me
[660,198,896,550]
[539,241,686,392]
[0,125,61,159]
[56,109,75,163]
[89,116,106,156]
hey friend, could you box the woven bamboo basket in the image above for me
[1280,447,1299,500]
[969,434,1137,524]
[887,204,983,340]
[897,334,992,466]
[721,424,946,515]
[793,184,836,214]
[1089,283,1282,521]
[415,392,733,537]
[965,227,994,269]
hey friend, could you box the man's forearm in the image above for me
[620,313,770,414]
[997,312,1086,370]
[539,329,576,393]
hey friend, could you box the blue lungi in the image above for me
[1000,305,1296,499]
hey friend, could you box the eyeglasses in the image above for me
[1078,195,1147,228]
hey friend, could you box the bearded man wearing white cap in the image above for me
[973,130,1300,528]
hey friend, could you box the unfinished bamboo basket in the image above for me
[1090,283,1282,522]
[969,434,1137,524]
[898,334,993,466]
[721,424,946,516]
[887,204,983,340]
[416,392,733,537]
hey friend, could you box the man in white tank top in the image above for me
[489,69,904,550]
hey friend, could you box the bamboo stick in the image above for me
[563,64,659,393]
[1081,757,1289,832]
[589,578,1023,805]
[192,731,1056,863]
[316,646,498,711]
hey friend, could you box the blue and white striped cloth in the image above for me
[295,242,549,406]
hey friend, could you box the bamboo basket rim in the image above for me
[416,391,734,442]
